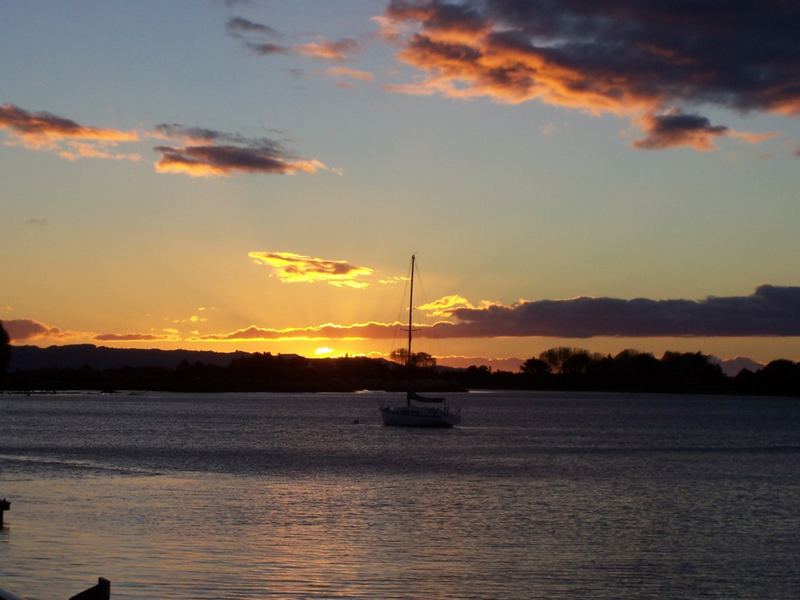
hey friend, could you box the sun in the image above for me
[314,346,334,356]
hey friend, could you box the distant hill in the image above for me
[8,344,249,371]
[709,355,763,377]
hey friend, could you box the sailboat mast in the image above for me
[407,254,415,368]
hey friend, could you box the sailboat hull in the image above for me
[380,406,461,428]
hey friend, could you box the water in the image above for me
[1,391,800,599]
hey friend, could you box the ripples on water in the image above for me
[1,391,800,599]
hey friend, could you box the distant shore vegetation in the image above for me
[1,340,799,398]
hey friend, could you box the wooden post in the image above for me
[0,498,9,528]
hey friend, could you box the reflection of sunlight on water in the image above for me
[2,474,521,598]
[2,392,800,598]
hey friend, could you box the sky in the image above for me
[2,0,800,369]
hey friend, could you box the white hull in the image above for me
[380,405,461,428]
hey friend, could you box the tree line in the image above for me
[1,324,799,396]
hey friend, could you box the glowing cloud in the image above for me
[295,38,360,61]
[418,294,474,316]
[0,103,138,143]
[378,275,410,285]
[2,319,70,341]
[153,123,332,178]
[249,251,374,288]
[326,66,375,83]
[379,1,798,150]
[196,321,403,341]
[633,111,776,151]
[0,103,140,160]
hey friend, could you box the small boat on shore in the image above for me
[380,255,461,428]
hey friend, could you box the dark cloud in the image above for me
[436,285,800,338]
[387,0,486,37]
[246,42,289,55]
[1,103,141,162]
[3,319,67,341]
[197,322,402,341]
[94,333,163,341]
[199,285,800,341]
[25,218,48,226]
[226,17,280,39]
[153,144,326,177]
[0,103,137,142]
[634,111,729,151]
[380,0,798,148]
[0,103,140,163]
[153,124,330,177]
[154,123,261,146]
[225,15,290,56]
[224,15,358,63]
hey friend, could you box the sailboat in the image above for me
[380,255,461,428]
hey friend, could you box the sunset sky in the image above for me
[2,1,800,368]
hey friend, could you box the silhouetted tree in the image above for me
[538,347,603,377]
[521,357,550,377]
[390,348,436,368]
[607,349,661,390]
[0,320,10,378]
[464,364,493,387]
[519,357,550,378]
[539,347,574,374]
[752,359,800,395]
[660,351,724,391]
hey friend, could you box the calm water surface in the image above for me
[1,391,800,599]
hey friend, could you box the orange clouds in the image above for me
[0,103,140,160]
[224,16,360,64]
[295,38,360,61]
[1,317,179,344]
[379,1,796,150]
[93,329,184,342]
[94,333,171,342]
[13,284,800,350]
[2,319,70,341]
[326,66,375,85]
[249,251,374,288]
[380,7,650,112]
[1,105,330,178]
[154,145,328,178]
[152,123,332,178]
[196,321,405,341]
[0,103,138,143]
[417,294,473,316]
[634,111,778,151]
